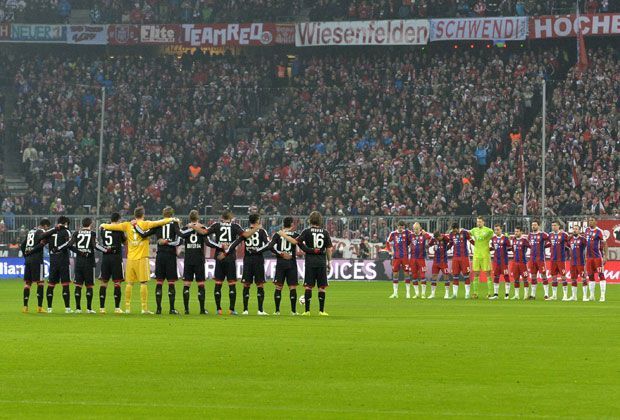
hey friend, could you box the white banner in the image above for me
[66,25,108,44]
[295,20,429,46]
[430,16,527,41]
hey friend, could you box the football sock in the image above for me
[290,289,297,312]
[229,284,237,310]
[214,283,222,310]
[413,284,419,296]
[571,286,577,298]
[140,283,148,311]
[62,284,71,308]
[430,284,436,295]
[155,283,163,311]
[493,282,499,295]
[472,275,479,295]
[543,284,549,296]
[125,284,133,310]
[113,282,121,308]
[243,286,250,311]
[531,283,538,297]
[86,286,93,310]
[421,283,426,296]
[405,282,410,296]
[561,285,567,297]
[504,281,510,297]
[465,284,471,296]
[99,284,107,308]
[318,291,325,312]
[452,281,458,297]
[589,281,596,298]
[257,287,265,312]
[274,289,282,312]
[582,284,588,298]
[36,284,44,307]
[75,285,82,310]
[183,285,190,312]
[197,283,206,312]
[304,289,311,312]
[23,284,31,307]
[46,284,55,308]
[600,280,606,298]
[168,283,176,310]
[392,282,398,294]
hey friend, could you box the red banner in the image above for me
[598,220,620,247]
[107,24,140,45]
[529,13,620,38]
[181,23,287,47]
[140,24,183,44]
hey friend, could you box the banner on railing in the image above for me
[182,23,290,47]
[295,20,429,46]
[0,23,10,40]
[107,24,140,45]
[67,25,108,44]
[141,24,183,44]
[529,13,620,39]
[9,24,66,43]
[430,16,528,41]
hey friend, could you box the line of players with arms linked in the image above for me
[20,207,334,316]
[386,216,608,302]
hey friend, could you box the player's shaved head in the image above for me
[283,217,293,228]
[189,209,199,222]
[309,211,322,226]
[111,212,121,223]
[134,206,145,219]
[162,206,174,218]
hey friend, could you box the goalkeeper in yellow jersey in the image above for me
[100,206,178,314]
[470,216,495,299]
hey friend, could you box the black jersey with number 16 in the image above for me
[297,227,332,267]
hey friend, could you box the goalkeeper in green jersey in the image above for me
[470,216,495,299]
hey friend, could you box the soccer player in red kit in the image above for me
[568,224,587,301]
[511,227,531,300]
[548,221,570,301]
[449,223,472,299]
[409,222,432,299]
[386,220,411,299]
[491,224,512,300]
[528,220,549,299]
[430,231,452,299]
[585,217,608,302]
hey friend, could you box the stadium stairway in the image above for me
[1,87,28,197]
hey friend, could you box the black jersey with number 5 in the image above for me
[298,227,332,267]
[99,227,126,254]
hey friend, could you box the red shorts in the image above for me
[569,265,584,280]
[512,262,528,280]
[585,258,603,275]
[410,258,426,280]
[549,261,567,276]
[452,257,470,275]
[392,258,409,274]
[432,262,448,275]
[493,263,509,277]
[528,260,547,277]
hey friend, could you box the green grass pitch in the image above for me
[1,279,619,419]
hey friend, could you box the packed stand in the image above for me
[14,52,273,216]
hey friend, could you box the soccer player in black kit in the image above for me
[192,210,260,315]
[99,212,127,314]
[134,207,181,314]
[279,211,333,316]
[66,218,110,313]
[45,216,73,313]
[20,218,57,313]
[226,213,271,315]
[265,216,299,315]
[178,210,222,315]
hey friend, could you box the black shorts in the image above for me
[155,254,178,281]
[24,262,43,283]
[214,259,236,282]
[274,263,298,286]
[183,262,205,282]
[49,261,71,283]
[242,256,265,284]
[74,265,95,286]
[100,254,124,282]
[304,265,328,288]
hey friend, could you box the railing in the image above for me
[1,214,616,245]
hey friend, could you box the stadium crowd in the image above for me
[1,0,616,24]
[9,45,618,220]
